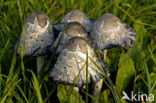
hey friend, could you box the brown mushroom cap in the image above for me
[54,9,93,32]
[18,11,54,56]
[65,37,89,54]
[49,37,108,87]
[65,22,87,37]
[90,13,136,50]
[26,11,51,28]
[49,22,89,54]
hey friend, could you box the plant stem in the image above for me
[37,56,45,79]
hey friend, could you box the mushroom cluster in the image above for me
[16,9,136,98]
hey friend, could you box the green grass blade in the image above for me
[6,51,17,84]
[85,52,88,103]
[151,81,156,92]
[81,89,96,101]
[1,73,20,103]
[116,4,156,28]
[20,25,27,94]
[16,85,29,103]
[148,46,156,65]
[144,60,152,94]
[43,82,58,103]
[31,71,43,103]
[89,57,120,102]
[0,64,1,97]
[0,38,10,63]
[12,90,25,103]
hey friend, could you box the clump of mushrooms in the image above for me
[16,10,136,102]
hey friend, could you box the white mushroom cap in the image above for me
[90,13,136,50]
[18,11,54,56]
[54,9,93,32]
[49,37,108,87]
[49,22,89,54]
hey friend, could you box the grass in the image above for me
[0,0,156,103]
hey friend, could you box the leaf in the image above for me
[0,38,10,63]
[148,46,156,65]
[153,89,156,103]
[150,73,156,91]
[144,60,152,95]
[115,54,136,95]
[1,73,20,103]
[133,21,148,50]
[0,64,1,97]
[95,89,114,103]
[6,51,17,84]
[31,71,43,103]
[85,52,89,103]
[57,84,84,103]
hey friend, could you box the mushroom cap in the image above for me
[90,13,136,50]
[49,22,89,54]
[18,11,54,56]
[49,37,108,87]
[66,22,87,37]
[54,9,93,32]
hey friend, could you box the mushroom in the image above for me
[49,37,109,92]
[49,22,89,54]
[89,13,136,99]
[54,9,93,32]
[90,13,136,51]
[18,11,55,77]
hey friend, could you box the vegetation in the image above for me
[0,0,156,103]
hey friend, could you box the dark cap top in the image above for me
[61,9,93,32]
[90,13,136,50]
[18,11,54,56]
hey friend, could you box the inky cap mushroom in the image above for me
[18,11,54,56]
[49,37,108,87]
[90,13,136,50]
[49,22,89,54]
[54,9,93,32]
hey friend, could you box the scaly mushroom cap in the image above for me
[18,11,54,56]
[49,37,108,87]
[54,9,93,32]
[90,13,136,50]
[66,22,87,37]
[49,22,89,54]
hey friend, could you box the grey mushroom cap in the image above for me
[49,37,109,87]
[49,22,89,54]
[18,11,54,56]
[90,13,136,50]
[54,9,93,32]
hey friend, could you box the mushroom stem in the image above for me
[74,87,79,92]
[92,50,107,102]
[92,79,103,103]
[37,56,45,78]
[103,50,107,61]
